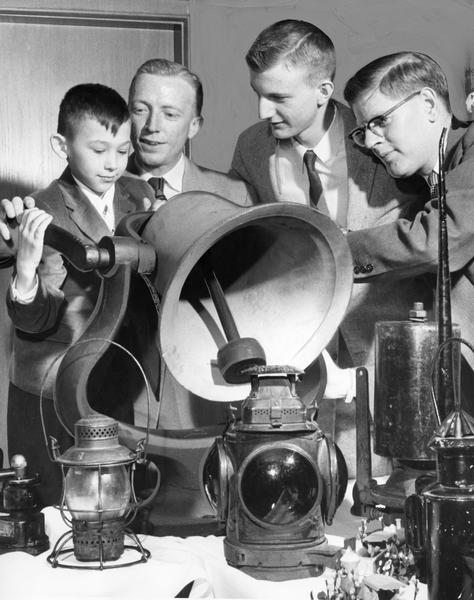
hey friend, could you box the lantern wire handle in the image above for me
[430,336,474,433]
[39,336,155,462]
[40,339,160,569]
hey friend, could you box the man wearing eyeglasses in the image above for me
[344,51,474,400]
[231,20,431,476]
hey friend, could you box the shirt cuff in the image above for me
[10,274,39,304]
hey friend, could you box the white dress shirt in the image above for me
[141,153,185,204]
[274,104,349,228]
[73,177,116,233]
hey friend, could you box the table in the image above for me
[0,487,427,600]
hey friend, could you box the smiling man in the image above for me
[344,51,474,403]
[230,21,432,477]
[127,58,251,207]
[125,60,253,512]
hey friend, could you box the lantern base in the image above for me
[224,537,342,581]
[73,518,125,561]
[47,525,150,570]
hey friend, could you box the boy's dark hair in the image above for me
[344,51,451,112]
[57,83,130,138]
[246,19,336,83]
[129,58,203,117]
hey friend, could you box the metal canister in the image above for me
[405,429,474,599]
[374,303,460,461]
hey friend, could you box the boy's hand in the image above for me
[15,207,53,296]
[0,196,36,241]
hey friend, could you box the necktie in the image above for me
[303,150,323,208]
[148,177,167,202]
[427,171,439,200]
[101,203,114,232]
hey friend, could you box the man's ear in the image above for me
[317,80,335,106]
[187,115,203,141]
[420,87,439,122]
[50,134,69,160]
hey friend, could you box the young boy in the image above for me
[6,83,154,506]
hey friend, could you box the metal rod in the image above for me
[355,367,372,492]
[201,258,240,342]
[436,127,455,419]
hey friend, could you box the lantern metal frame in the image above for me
[47,417,154,570]
[40,338,159,570]
[47,470,151,569]
[202,365,347,581]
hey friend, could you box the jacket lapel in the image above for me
[446,117,471,170]
[58,168,114,242]
[341,103,378,229]
[182,156,202,189]
[114,177,145,218]
[266,134,286,203]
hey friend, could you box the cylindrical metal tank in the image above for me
[374,303,460,461]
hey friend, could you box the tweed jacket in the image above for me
[126,154,253,207]
[7,167,153,398]
[231,100,431,370]
[348,119,474,372]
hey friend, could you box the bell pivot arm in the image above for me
[200,255,266,384]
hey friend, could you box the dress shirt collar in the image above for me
[292,102,343,166]
[140,153,185,196]
[71,175,116,230]
[72,175,115,209]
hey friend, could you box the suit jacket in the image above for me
[7,167,153,398]
[126,154,253,207]
[348,119,474,373]
[231,100,431,370]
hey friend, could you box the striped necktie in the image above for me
[303,150,323,208]
[148,177,167,202]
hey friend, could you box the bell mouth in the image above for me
[147,195,352,402]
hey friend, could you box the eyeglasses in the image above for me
[348,90,422,147]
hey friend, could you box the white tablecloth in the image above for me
[0,506,427,600]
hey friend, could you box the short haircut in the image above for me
[245,19,336,83]
[129,58,203,117]
[57,83,130,138]
[344,51,451,112]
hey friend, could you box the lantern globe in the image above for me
[48,415,151,568]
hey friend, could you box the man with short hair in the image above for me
[127,58,252,431]
[344,51,474,401]
[127,58,251,207]
[231,21,431,475]
[124,59,254,529]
